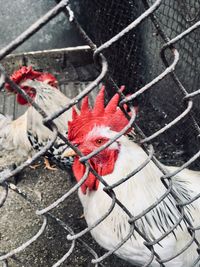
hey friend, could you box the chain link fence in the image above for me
[1,0,200,266]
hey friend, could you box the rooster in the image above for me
[62,86,200,267]
[4,66,73,170]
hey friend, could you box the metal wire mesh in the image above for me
[1,0,200,266]
[78,0,200,168]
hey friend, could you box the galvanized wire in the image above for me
[0,0,200,266]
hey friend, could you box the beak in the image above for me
[61,147,77,158]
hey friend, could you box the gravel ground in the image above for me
[0,161,133,267]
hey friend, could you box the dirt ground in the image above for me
[0,161,133,267]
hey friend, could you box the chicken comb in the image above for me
[5,66,42,92]
[5,66,58,92]
[68,85,135,143]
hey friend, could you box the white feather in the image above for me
[78,127,200,267]
[21,80,73,162]
[0,112,33,170]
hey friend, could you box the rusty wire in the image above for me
[0,0,200,266]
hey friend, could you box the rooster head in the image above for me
[5,66,58,105]
[63,85,137,194]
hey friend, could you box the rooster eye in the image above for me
[95,139,103,145]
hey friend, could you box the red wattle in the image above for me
[72,158,99,194]
[16,86,36,105]
[16,94,29,105]
[73,149,119,194]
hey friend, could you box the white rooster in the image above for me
[3,66,73,170]
[62,86,200,267]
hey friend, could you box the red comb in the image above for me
[68,85,133,143]
[5,66,58,92]
[5,66,42,92]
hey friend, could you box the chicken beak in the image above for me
[62,147,77,158]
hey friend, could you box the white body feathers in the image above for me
[0,113,33,170]
[79,128,200,267]
[23,80,72,153]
